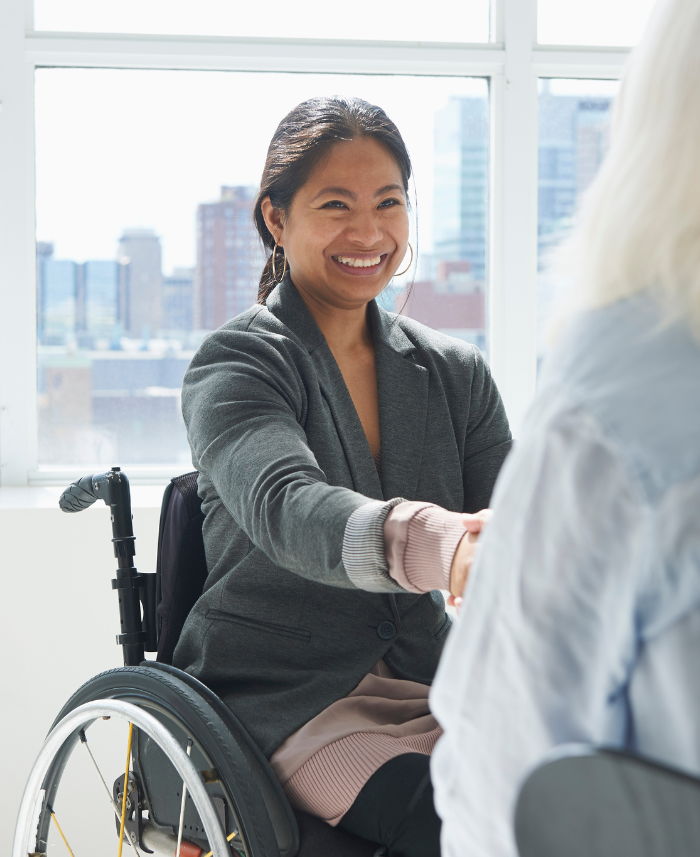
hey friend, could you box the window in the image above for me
[35,68,489,465]
[0,0,641,484]
[34,0,492,42]
[538,0,657,46]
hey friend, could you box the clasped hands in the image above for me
[448,509,492,609]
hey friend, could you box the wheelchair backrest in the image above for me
[155,471,208,664]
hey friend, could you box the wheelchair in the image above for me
[13,467,384,857]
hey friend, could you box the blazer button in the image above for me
[377,621,396,640]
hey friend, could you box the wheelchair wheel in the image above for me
[14,665,292,857]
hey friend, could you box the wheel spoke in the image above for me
[117,722,134,857]
[50,809,77,857]
[79,728,141,857]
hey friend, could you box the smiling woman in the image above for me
[261,138,408,302]
[263,135,408,461]
[253,98,412,308]
[173,96,512,857]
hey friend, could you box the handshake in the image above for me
[448,509,493,609]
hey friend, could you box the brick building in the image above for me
[194,186,263,330]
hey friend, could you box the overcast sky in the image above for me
[34,0,655,273]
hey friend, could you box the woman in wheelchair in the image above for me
[171,96,512,857]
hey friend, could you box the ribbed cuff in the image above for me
[384,502,467,594]
[342,498,407,592]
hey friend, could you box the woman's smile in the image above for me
[331,253,387,276]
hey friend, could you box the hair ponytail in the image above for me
[253,96,412,305]
[257,253,280,305]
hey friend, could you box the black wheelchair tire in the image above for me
[43,664,298,857]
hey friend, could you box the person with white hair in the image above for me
[429,0,700,853]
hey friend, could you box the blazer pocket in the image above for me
[206,609,311,643]
[434,614,452,641]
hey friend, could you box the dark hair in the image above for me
[254,96,412,304]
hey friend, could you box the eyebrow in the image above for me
[312,184,405,202]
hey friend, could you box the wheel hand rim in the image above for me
[175,738,193,857]
[13,699,230,857]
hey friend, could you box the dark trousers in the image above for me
[337,753,441,857]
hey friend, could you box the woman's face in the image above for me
[262,136,410,311]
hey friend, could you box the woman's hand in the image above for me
[448,510,493,606]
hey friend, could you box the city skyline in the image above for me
[35,70,485,273]
[37,83,615,347]
[36,91,494,348]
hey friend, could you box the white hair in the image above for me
[555,0,700,334]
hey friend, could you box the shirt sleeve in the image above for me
[429,391,650,857]
[343,500,469,594]
[341,498,408,592]
[384,502,468,593]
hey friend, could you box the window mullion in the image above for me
[0,3,37,486]
[25,33,506,76]
[489,0,538,436]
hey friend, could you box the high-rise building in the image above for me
[163,267,195,332]
[536,85,614,362]
[538,86,613,262]
[433,96,489,280]
[37,244,121,345]
[194,186,263,330]
[38,247,78,345]
[82,260,119,339]
[118,228,163,338]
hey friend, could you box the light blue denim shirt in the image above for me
[430,294,700,857]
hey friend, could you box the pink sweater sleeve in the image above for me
[383,502,467,594]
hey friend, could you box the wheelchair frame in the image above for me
[13,468,301,857]
[13,468,383,857]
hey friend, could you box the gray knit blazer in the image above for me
[173,275,512,757]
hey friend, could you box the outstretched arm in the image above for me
[184,327,385,589]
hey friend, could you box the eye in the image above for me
[322,199,348,209]
[378,198,402,208]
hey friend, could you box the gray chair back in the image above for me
[515,747,700,857]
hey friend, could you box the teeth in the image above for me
[336,255,381,268]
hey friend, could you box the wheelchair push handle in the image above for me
[60,466,135,559]
[59,466,156,666]
[59,470,113,512]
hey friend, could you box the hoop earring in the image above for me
[271,240,288,282]
[395,242,414,277]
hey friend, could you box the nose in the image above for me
[345,208,384,247]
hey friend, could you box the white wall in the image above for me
[2,487,163,854]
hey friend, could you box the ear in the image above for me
[261,196,284,245]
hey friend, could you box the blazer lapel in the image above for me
[372,304,429,502]
[266,278,429,501]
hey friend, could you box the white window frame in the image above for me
[0,0,629,486]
